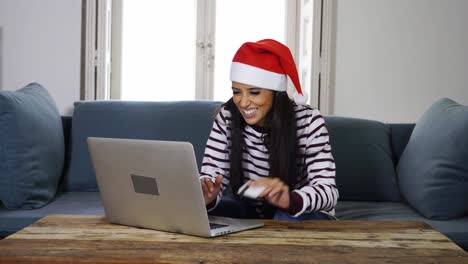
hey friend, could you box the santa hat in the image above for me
[230,39,308,105]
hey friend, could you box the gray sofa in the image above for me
[0,100,467,251]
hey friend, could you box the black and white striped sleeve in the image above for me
[291,109,339,216]
[199,107,231,210]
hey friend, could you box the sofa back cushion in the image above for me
[0,83,64,208]
[324,116,401,202]
[388,123,415,165]
[64,100,222,191]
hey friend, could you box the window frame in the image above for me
[83,0,333,113]
[83,0,112,101]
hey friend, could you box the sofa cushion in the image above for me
[325,116,401,202]
[0,192,104,238]
[64,100,222,191]
[397,98,468,220]
[335,201,468,251]
[0,83,64,209]
[388,123,415,164]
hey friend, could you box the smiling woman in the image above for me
[199,39,338,221]
[231,83,274,127]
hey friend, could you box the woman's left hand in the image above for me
[249,178,290,209]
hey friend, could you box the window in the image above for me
[119,1,197,101]
[84,0,333,112]
[213,0,287,102]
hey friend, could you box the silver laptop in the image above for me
[87,137,264,237]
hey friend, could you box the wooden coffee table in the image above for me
[0,214,466,263]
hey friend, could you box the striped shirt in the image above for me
[199,104,338,218]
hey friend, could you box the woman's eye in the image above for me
[232,91,240,95]
[250,91,260,95]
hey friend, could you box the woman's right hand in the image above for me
[201,175,223,205]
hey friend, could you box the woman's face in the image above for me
[232,82,274,127]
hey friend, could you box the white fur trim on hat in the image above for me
[293,92,308,105]
[230,62,287,91]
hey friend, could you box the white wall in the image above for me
[0,0,81,115]
[331,0,468,123]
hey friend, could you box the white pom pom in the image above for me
[293,92,308,105]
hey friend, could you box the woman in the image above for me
[199,39,338,221]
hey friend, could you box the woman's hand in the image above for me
[249,178,290,209]
[200,175,223,206]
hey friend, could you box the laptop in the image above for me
[87,137,264,237]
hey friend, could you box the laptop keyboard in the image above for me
[209,222,229,230]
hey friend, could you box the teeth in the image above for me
[244,109,256,115]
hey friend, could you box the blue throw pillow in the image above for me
[0,83,64,209]
[397,98,468,220]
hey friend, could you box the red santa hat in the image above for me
[230,39,307,105]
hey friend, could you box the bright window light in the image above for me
[119,1,285,102]
[120,1,196,101]
[214,0,286,102]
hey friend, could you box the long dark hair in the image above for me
[224,91,298,196]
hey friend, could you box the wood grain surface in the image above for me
[0,214,466,263]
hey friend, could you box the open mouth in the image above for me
[242,109,257,119]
